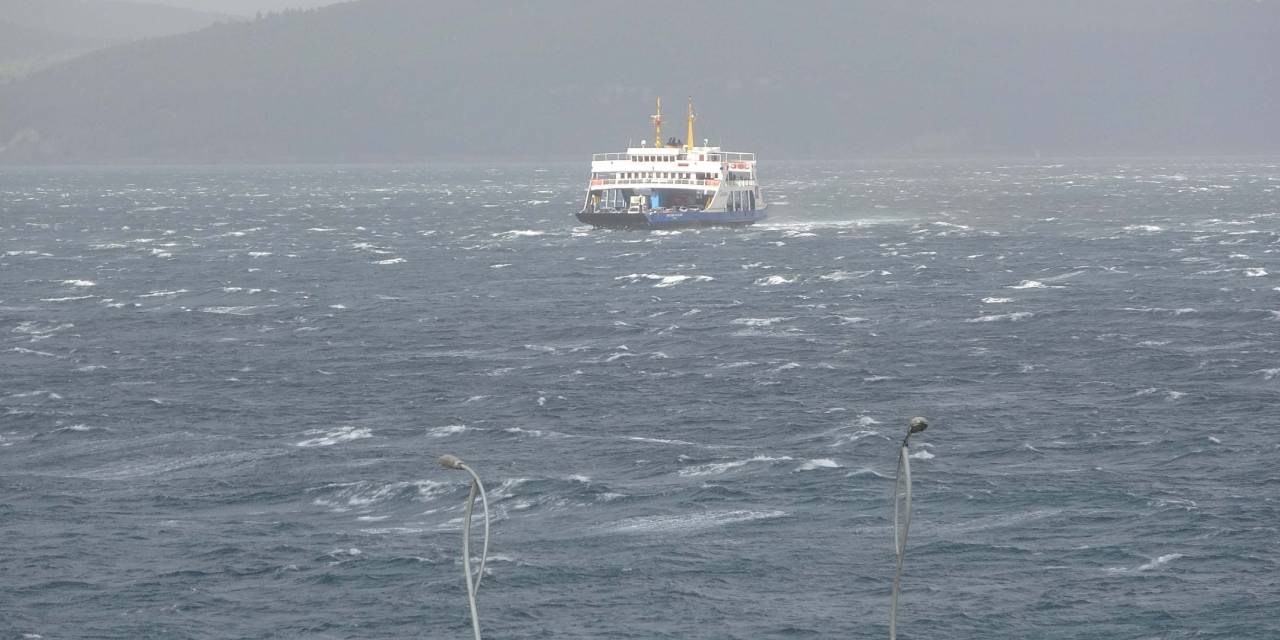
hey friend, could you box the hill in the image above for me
[0,0,1276,163]
[0,0,230,80]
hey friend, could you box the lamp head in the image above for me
[908,417,928,434]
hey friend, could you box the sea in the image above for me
[2,159,1278,639]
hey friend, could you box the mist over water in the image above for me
[2,159,1279,638]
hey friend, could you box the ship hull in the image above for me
[576,208,766,230]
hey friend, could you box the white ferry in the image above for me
[577,98,767,229]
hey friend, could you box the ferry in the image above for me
[577,98,767,229]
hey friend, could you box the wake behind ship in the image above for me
[577,98,767,229]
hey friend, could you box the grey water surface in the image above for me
[2,160,1278,639]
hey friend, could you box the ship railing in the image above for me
[589,177,756,188]
[590,151,756,163]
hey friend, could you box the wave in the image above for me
[614,273,713,288]
[428,425,467,437]
[966,312,1033,323]
[311,479,448,511]
[295,426,373,447]
[731,317,792,327]
[754,275,796,286]
[795,458,841,471]
[602,509,787,534]
[678,455,793,477]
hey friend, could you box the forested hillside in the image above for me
[0,0,229,81]
[0,0,1275,163]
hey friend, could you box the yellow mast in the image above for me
[651,97,664,148]
[686,97,696,150]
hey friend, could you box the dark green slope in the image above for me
[0,0,229,41]
[1,0,1275,163]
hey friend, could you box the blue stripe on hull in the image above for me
[576,209,767,229]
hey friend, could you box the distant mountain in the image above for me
[0,18,102,60]
[0,0,228,40]
[126,0,343,18]
[0,0,231,80]
[0,0,1276,163]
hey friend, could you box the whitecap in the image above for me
[678,455,793,477]
[795,458,841,471]
[40,296,95,302]
[754,275,796,286]
[614,273,712,288]
[10,347,59,358]
[731,317,792,327]
[627,436,699,446]
[429,425,467,437]
[966,312,1033,322]
[818,271,854,281]
[493,230,545,239]
[312,480,447,510]
[604,509,787,534]
[909,450,935,460]
[296,426,373,447]
[831,428,880,447]
[846,467,891,479]
[1008,280,1047,289]
[1244,267,1267,277]
[654,275,713,288]
[61,279,96,287]
[504,426,569,438]
[1108,553,1184,574]
[373,257,406,265]
[200,306,258,315]
[982,297,1013,304]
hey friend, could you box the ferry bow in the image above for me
[577,97,767,229]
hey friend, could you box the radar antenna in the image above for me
[687,97,696,151]
[651,97,664,148]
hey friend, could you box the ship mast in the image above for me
[686,97,696,151]
[651,97,664,148]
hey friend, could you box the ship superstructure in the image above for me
[576,98,767,229]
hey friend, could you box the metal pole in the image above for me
[890,417,928,640]
[440,455,490,640]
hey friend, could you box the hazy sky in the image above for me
[112,0,342,16]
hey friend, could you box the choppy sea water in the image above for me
[2,160,1278,639]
